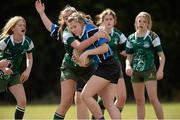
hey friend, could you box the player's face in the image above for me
[63,11,74,24]
[136,16,148,31]
[68,20,83,36]
[11,20,26,36]
[103,14,115,29]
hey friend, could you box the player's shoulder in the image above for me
[24,36,34,46]
[113,28,126,37]
[113,28,122,34]
[128,33,135,40]
[149,30,159,40]
[86,23,96,31]
[25,36,33,42]
[0,35,10,42]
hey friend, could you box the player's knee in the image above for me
[81,92,90,103]
[149,97,159,104]
[62,95,74,105]
[75,94,83,104]
[135,98,145,106]
[17,97,26,107]
[117,96,127,104]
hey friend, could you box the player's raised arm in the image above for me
[35,0,52,32]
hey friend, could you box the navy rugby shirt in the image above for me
[79,22,113,64]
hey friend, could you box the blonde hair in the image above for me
[58,5,77,33]
[0,16,26,39]
[67,12,84,25]
[134,11,152,31]
[96,8,117,26]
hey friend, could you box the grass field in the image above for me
[0,103,180,119]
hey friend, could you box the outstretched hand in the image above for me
[35,0,45,14]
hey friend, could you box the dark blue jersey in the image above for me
[79,22,113,64]
[50,24,60,40]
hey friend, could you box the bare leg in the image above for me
[75,91,89,119]
[9,84,27,108]
[132,82,145,119]
[81,75,109,119]
[9,84,26,119]
[55,80,76,116]
[100,83,121,119]
[145,80,164,120]
[115,78,127,112]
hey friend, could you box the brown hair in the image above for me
[96,8,117,26]
[58,5,77,33]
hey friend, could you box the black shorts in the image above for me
[94,57,120,84]
[76,79,86,92]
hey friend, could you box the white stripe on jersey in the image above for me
[0,39,8,50]
[28,41,34,51]
[113,29,127,44]
[119,34,127,44]
[62,32,74,44]
[126,40,133,48]
[152,37,161,47]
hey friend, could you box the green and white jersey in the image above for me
[108,28,127,63]
[126,30,163,72]
[62,27,79,66]
[51,24,77,66]
[0,35,34,74]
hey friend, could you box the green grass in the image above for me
[0,103,180,119]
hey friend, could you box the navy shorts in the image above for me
[94,57,120,84]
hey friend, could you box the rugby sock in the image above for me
[53,112,64,120]
[15,106,25,120]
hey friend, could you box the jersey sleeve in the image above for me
[50,23,60,40]
[62,30,76,45]
[126,39,134,54]
[119,33,127,51]
[98,38,108,46]
[152,36,163,53]
[27,41,34,53]
[119,33,127,44]
[0,38,7,51]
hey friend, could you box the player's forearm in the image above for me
[126,54,132,67]
[39,12,52,32]
[26,53,33,74]
[158,51,165,72]
[76,35,99,51]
